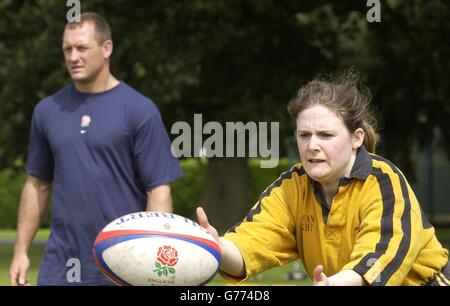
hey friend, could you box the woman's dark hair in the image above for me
[287,68,378,153]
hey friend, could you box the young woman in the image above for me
[197,70,449,286]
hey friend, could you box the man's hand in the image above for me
[9,252,30,286]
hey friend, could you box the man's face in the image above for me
[62,22,108,84]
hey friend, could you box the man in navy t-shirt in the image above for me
[9,12,183,285]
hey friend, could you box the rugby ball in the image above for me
[93,211,221,286]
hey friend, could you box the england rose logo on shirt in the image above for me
[80,115,91,134]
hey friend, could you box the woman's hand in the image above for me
[313,265,330,286]
[313,265,365,286]
[196,206,219,242]
[196,206,246,278]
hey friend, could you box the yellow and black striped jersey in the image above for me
[222,147,449,286]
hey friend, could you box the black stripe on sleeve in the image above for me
[353,167,395,281]
[371,156,412,286]
[372,155,431,230]
[227,166,306,233]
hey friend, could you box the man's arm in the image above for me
[146,184,173,212]
[9,175,51,286]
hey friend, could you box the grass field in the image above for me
[0,242,43,286]
[2,228,449,286]
[0,229,311,286]
[0,229,51,241]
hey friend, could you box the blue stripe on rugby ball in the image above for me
[96,234,221,263]
[94,234,221,285]
[93,238,133,286]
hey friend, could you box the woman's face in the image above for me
[296,105,363,186]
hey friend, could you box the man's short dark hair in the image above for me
[65,12,112,45]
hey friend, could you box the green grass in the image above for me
[0,229,50,286]
[0,243,44,286]
[0,229,50,241]
[0,229,310,286]
[2,228,449,286]
[0,242,310,286]
[209,261,311,286]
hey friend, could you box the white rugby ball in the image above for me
[93,211,221,286]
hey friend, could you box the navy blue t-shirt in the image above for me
[26,82,183,285]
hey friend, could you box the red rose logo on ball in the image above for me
[153,245,178,277]
[157,245,178,266]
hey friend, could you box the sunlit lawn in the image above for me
[0,243,44,286]
[0,229,310,286]
[2,228,449,286]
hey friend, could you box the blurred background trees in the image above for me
[0,0,448,230]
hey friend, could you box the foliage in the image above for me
[248,158,293,206]
[0,0,448,202]
[0,158,291,229]
[350,0,450,178]
[0,0,70,169]
[0,168,25,229]
[171,158,208,218]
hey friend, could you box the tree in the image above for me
[131,1,351,231]
[0,0,69,170]
[352,0,450,179]
[1,0,448,230]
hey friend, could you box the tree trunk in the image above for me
[201,158,251,234]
